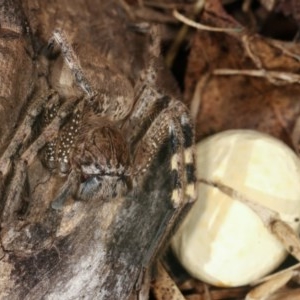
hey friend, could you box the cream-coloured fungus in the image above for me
[172,130,300,287]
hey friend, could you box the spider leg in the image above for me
[124,25,196,206]
[21,98,83,166]
[1,97,82,218]
[123,26,181,148]
[132,101,196,273]
[180,111,197,203]
[49,29,94,97]
[2,160,27,222]
[132,101,196,208]
[0,88,54,204]
[0,80,52,181]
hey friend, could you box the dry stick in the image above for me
[199,179,300,262]
[242,35,263,69]
[213,68,300,85]
[242,33,300,69]
[173,10,300,87]
[246,269,296,300]
[152,261,186,300]
[167,6,243,67]
[165,0,205,67]
[268,39,300,62]
[190,73,211,122]
[203,283,212,300]
[172,9,243,33]
[252,262,300,286]
[239,34,300,86]
[143,1,191,10]
[246,263,300,300]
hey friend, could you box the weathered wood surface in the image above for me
[0,0,35,153]
[0,1,191,299]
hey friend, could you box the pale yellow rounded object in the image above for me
[171,130,300,287]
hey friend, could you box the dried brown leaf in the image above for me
[184,1,300,148]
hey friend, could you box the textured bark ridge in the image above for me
[0,0,35,153]
[1,154,183,299]
[0,1,190,299]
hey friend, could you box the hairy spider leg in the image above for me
[0,79,51,181]
[50,29,94,97]
[2,97,81,222]
[123,25,196,208]
[44,97,84,173]
[0,82,53,202]
[43,30,96,173]
[132,100,196,208]
[134,108,196,277]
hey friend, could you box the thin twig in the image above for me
[214,68,300,85]
[166,0,205,67]
[173,10,243,33]
[190,73,211,122]
[200,179,300,262]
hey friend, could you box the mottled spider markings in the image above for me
[44,98,82,173]
[0,25,196,213]
[169,114,196,208]
[182,116,197,201]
